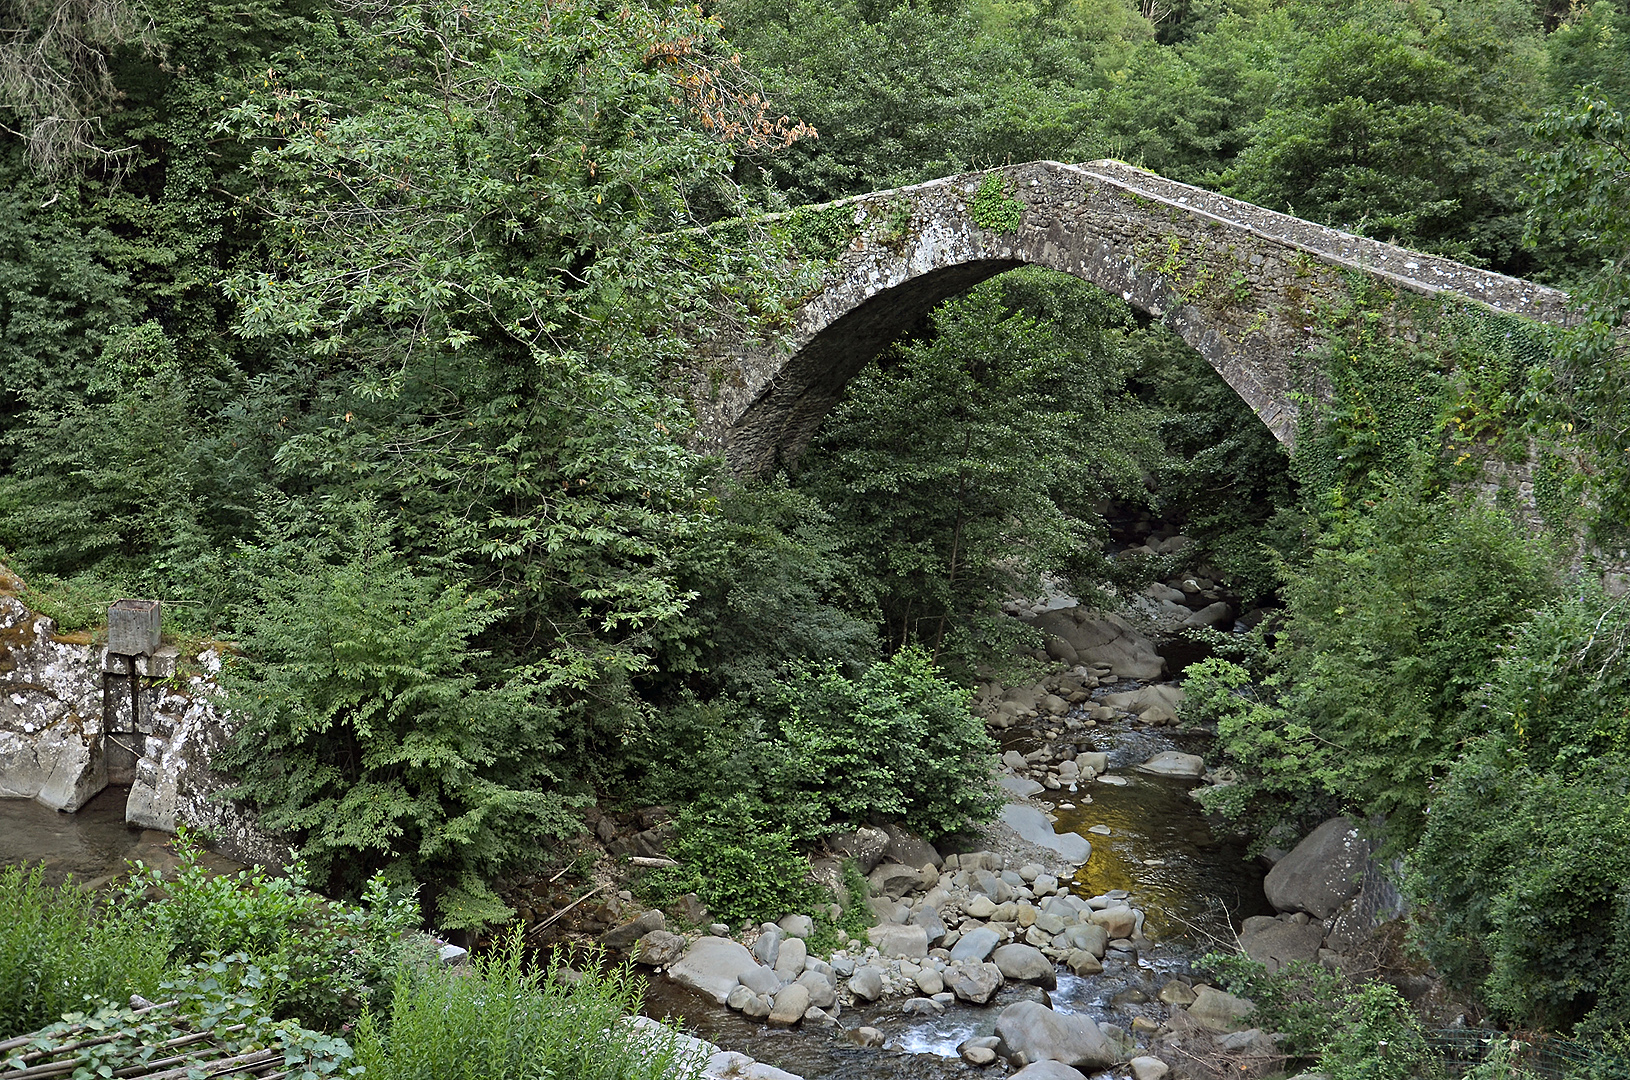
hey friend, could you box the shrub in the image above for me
[217,508,588,929]
[1408,588,1630,1031]
[0,865,171,1039]
[354,932,687,1080]
[779,646,1002,841]
[116,831,427,1031]
[644,796,816,926]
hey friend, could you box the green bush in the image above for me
[779,646,1002,840]
[1408,588,1630,1031]
[645,796,816,926]
[1193,478,1555,847]
[0,865,171,1039]
[217,508,588,929]
[1202,954,1443,1078]
[116,831,427,1031]
[354,932,686,1080]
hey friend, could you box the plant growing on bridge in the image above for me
[970,173,1026,233]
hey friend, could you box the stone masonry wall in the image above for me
[690,160,1572,475]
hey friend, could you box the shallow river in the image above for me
[3,719,1268,1080]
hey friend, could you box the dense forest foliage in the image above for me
[4,0,1630,1042]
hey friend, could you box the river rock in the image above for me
[830,826,890,873]
[1066,950,1103,976]
[993,943,1057,989]
[740,963,781,996]
[869,862,922,900]
[848,965,884,1001]
[1100,684,1186,717]
[1136,752,1202,779]
[796,970,837,1009]
[1062,922,1108,956]
[740,993,773,1019]
[1264,817,1370,918]
[1158,980,1196,1006]
[910,904,947,946]
[600,909,665,950]
[1088,906,1136,939]
[774,937,807,981]
[951,926,1001,962]
[777,913,813,939]
[966,893,999,919]
[726,984,754,1011]
[1000,804,1092,863]
[946,961,1005,1004]
[767,983,809,1026]
[883,822,943,869]
[669,938,758,1004]
[753,925,782,967]
[1187,985,1255,1032]
[1076,751,1108,773]
[1240,917,1325,972]
[1182,602,1233,629]
[1002,775,1046,798]
[867,923,929,958]
[914,967,944,995]
[1011,1064,1087,1080]
[1130,1055,1171,1080]
[996,1000,1117,1070]
[1033,608,1165,680]
[634,929,686,967]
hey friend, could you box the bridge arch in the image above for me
[690,160,1570,476]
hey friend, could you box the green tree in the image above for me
[1222,0,1545,271]
[1192,478,1556,847]
[218,509,585,930]
[794,270,1159,674]
[1523,89,1630,533]
[1408,589,1630,1031]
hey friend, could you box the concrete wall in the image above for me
[0,578,289,868]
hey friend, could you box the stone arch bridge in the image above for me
[689,160,1572,475]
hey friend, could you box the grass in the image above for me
[354,931,699,1080]
[0,864,172,1039]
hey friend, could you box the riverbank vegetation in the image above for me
[3,0,1630,1061]
[1,844,684,1080]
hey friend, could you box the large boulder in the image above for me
[1099,684,1185,717]
[950,926,1002,963]
[1239,918,1325,972]
[996,1001,1117,1071]
[668,938,758,1004]
[993,943,1058,990]
[867,922,929,958]
[882,822,943,869]
[946,961,1004,1004]
[1186,985,1255,1033]
[1000,804,1092,864]
[848,965,884,1002]
[1264,817,1370,918]
[830,826,890,873]
[1033,609,1165,680]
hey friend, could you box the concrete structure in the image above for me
[0,571,287,867]
[688,160,1571,474]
